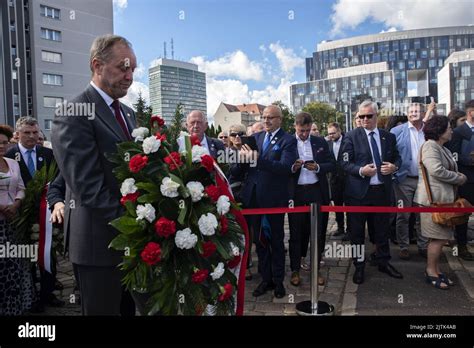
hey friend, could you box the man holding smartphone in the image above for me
[288,113,335,286]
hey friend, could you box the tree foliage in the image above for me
[302,102,345,135]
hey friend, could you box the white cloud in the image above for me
[134,62,146,80]
[330,0,474,37]
[268,42,305,79]
[206,78,250,116]
[190,51,264,81]
[380,27,398,33]
[120,81,150,109]
[113,0,128,9]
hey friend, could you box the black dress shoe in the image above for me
[274,283,286,298]
[352,267,365,284]
[252,281,275,297]
[46,294,65,307]
[378,263,403,279]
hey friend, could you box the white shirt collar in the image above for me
[18,142,36,155]
[90,81,115,107]
[295,134,310,143]
[408,122,424,131]
[465,120,474,129]
[268,128,280,137]
[364,127,379,137]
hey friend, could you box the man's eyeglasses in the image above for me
[229,132,245,137]
[358,114,374,119]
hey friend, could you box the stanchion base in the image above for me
[295,300,335,316]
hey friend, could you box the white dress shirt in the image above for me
[295,134,318,185]
[90,81,129,132]
[363,128,383,185]
[408,122,425,177]
[332,136,342,160]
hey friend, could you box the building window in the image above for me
[383,74,391,85]
[409,51,417,59]
[408,61,415,69]
[439,49,448,58]
[438,37,449,48]
[372,53,381,63]
[40,5,60,19]
[429,59,437,68]
[41,50,62,63]
[398,61,405,70]
[12,70,17,79]
[414,39,421,49]
[461,65,471,77]
[43,73,63,86]
[420,50,428,59]
[44,96,63,108]
[44,119,53,131]
[363,44,375,54]
[401,40,410,50]
[389,51,396,61]
[41,28,61,41]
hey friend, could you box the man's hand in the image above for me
[381,161,397,175]
[361,164,377,177]
[304,162,319,171]
[51,202,65,224]
[292,159,304,172]
[240,144,258,162]
[423,101,437,122]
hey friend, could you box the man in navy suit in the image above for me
[339,100,403,284]
[186,110,225,159]
[447,99,474,261]
[288,112,335,286]
[238,105,297,298]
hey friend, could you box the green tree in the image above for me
[205,124,222,138]
[272,100,295,134]
[133,92,153,127]
[302,101,344,135]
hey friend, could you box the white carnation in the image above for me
[198,213,218,236]
[136,203,156,223]
[160,177,180,198]
[230,242,240,257]
[192,145,209,162]
[120,178,138,196]
[175,228,198,249]
[142,135,161,154]
[210,262,225,280]
[186,181,205,202]
[131,127,149,142]
[216,195,230,215]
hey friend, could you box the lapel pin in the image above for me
[38,157,43,162]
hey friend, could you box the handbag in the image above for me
[419,144,472,227]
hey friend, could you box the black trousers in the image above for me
[346,185,391,268]
[288,183,328,272]
[248,193,286,284]
[455,183,474,246]
[331,181,346,230]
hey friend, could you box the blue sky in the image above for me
[113,0,474,117]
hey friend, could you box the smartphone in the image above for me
[241,136,258,151]
[303,160,315,168]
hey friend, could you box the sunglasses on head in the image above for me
[229,132,245,137]
[358,114,374,119]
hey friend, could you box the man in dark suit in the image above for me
[238,105,297,298]
[288,113,335,286]
[186,110,225,159]
[447,99,474,261]
[339,100,403,284]
[6,116,64,312]
[52,35,137,315]
[326,122,348,238]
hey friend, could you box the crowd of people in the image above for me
[0,33,473,316]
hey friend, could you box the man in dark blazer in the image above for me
[339,100,403,284]
[446,99,474,261]
[51,35,137,315]
[238,105,297,298]
[185,110,225,159]
[6,116,63,312]
[288,113,335,286]
[326,122,348,238]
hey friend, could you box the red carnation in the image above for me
[205,185,220,202]
[151,115,165,127]
[220,216,229,235]
[129,154,148,173]
[140,242,162,266]
[120,192,140,206]
[191,269,209,284]
[155,217,176,238]
[164,152,183,171]
[218,283,233,302]
[227,254,241,269]
[201,241,217,258]
[155,132,167,142]
[201,154,214,172]
[190,135,201,146]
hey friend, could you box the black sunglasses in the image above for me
[358,114,374,119]
[229,132,245,137]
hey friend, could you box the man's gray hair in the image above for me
[187,110,207,123]
[89,34,133,73]
[359,100,378,114]
[16,116,38,131]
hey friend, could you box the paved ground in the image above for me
[38,214,474,316]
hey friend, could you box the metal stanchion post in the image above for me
[296,203,334,316]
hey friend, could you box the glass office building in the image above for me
[291,26,474,115]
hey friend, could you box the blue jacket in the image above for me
[339,127,401,200]
[235,129,297,208]
[390,122,419,183]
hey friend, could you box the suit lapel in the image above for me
[263,129,283,157]
[36,146,44,171]
[85,85,129,141]
[121,104,135,132]
[379,129,387,162]
[14,144,32,182]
